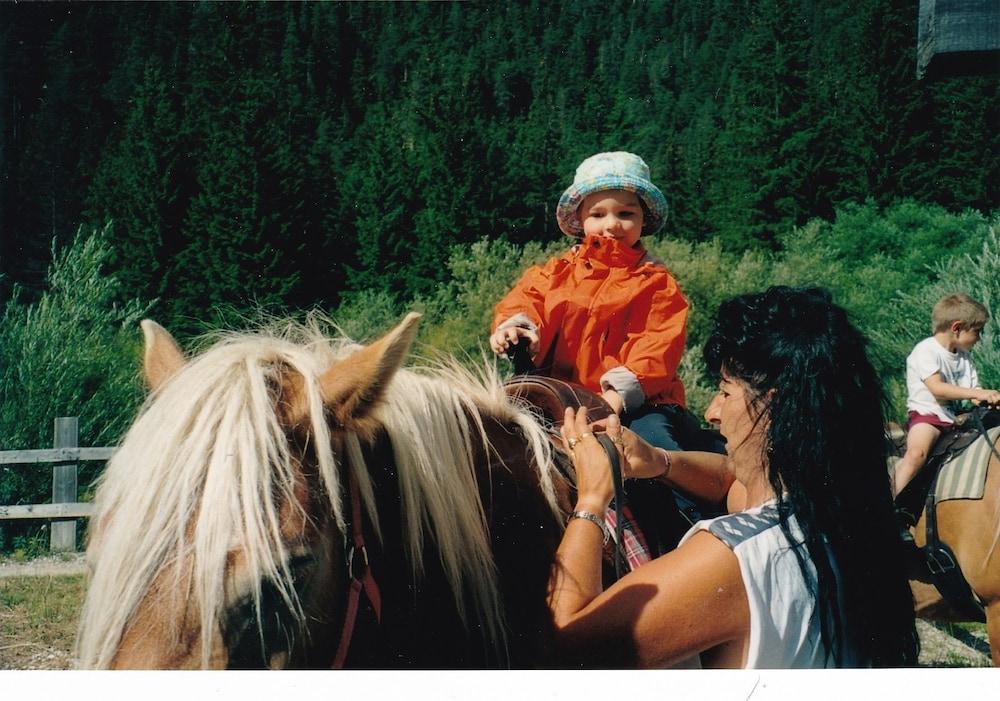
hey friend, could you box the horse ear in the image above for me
[317,312,421,428]
[141,319,186,391]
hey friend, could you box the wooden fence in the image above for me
[0,417,115,552]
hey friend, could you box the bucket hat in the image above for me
[556,151,668,237]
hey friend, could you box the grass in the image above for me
[0,571,992,668]
[0,575,84,669]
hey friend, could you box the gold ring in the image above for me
[580,432,595,441]
[567,437,579,450]
[611,435,624,449]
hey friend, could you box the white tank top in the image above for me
[679,501,854,668]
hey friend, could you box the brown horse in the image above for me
[892,422,1000,665]
[76,313,573,668]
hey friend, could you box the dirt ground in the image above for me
[0,554,992,669]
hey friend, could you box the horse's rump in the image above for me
[892,408,1000,662]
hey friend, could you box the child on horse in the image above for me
[894,293,1000,499]
[490,151,710,457]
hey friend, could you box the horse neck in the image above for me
[340,413,567,668]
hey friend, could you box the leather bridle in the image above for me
[331,466,382,668]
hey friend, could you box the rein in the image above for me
[596,434,628,579]
[332,466,382,669]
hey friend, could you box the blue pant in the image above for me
[623,403,725,454]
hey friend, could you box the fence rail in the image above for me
[0,417,115,552]
[0,447,116,464]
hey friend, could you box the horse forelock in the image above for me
[77,322,561,669]
[78,327,351,669]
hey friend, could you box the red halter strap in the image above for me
[332,467,382,669]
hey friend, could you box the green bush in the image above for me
[0,226,152,526]
[415,237,562,361]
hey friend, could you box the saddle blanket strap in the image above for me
[604,506,653,571]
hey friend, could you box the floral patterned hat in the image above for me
[556,151,668,237]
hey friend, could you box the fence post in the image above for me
[51,416,79,552]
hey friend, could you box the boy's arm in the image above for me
[923,373,1000,404]
[601,389,624,414]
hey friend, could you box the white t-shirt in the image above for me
[906,336,979,423]
[679,502,852,668]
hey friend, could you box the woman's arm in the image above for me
[588,416,739,507]
[550,408,750,667]
[660,450,736,506]
[549,530,749,668]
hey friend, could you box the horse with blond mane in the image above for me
[77,313,572,668]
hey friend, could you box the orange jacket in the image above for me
[493,234,688,409]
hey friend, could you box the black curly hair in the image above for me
[703,286,918,667]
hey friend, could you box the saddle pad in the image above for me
[935,426,1000,502]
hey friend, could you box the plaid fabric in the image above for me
[604,504,653,571]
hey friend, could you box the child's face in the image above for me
[956,325,983,352]
[579,190,644,247]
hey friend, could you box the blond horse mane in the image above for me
[76,320,560,668]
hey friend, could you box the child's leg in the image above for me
[624,405,724,525]
[893,423,941,497]
[625,406,681,451]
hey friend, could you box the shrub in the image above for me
[0,226,152,545]
[416,237,562,362]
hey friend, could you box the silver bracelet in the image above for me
[568,510,610,545]
[659,448,673,481]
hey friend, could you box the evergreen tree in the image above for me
[83,61,187,311]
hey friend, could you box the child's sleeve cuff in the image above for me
[600,367,644,414]
[495,313,538,334]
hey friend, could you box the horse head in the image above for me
[79,314,418,668]
[77,313,565,669]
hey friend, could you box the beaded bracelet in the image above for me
[568,510,610,545]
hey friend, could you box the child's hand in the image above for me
[601,388,624,415]
[489,326,540,357]
[976,388,1000,406]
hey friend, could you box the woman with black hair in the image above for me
[548,286,918,668]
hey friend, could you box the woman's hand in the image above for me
[489,325,540,357]
[561,407,617,512]
[586,416,670,481]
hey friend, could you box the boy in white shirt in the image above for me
[894,293,1000,498]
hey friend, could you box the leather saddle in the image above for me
[503,375,613,432]
[502,374,692,564]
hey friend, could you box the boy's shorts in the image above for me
[907,411,955,432]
